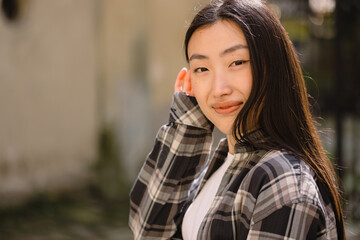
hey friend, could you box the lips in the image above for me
[212,101,243,114]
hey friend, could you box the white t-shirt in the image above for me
[182,152,235,240]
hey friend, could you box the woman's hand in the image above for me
[174,68,195,97]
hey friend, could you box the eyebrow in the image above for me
[189,53,208,62]
[189,43,248,62]
[220,44,248,56]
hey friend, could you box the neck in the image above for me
[226,134,236,154]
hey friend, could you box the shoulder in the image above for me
[242,151,302,198]
[241,150,329,221]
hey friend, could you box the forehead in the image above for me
[188,20,248,55]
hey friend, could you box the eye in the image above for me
[194,67,208,73]
[230,60,247,66]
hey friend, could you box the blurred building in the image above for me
[0,0,98,205]
[0,0,210,205]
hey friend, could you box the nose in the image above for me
[212,72,232,98]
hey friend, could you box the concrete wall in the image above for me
[99,0,209,181]
[0,0,209,205]
[0,0,97,204]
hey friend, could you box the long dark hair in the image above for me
[184,0,345,238]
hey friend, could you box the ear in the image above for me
[174,68,187,93]
[183,70,194,97]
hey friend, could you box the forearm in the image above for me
[129,93,213,239]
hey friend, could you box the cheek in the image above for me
[247,70,253,94]
[245,77,253,97]
[191,80,202,100]
[192,82,210,113]
[238,71,253,98]
[193,90,206,110]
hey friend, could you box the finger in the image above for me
[188,84,195,97]
[174,68,187,93]
[188,77,195,97]
[183,70,194,96]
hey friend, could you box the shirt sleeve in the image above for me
[129,92,213,240]
[247,201,327,240]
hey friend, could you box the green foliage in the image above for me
[93,126,130,201]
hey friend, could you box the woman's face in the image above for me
[188,20,253,136]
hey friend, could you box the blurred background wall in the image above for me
[0,0,98,205]
[0,0,359,239]
[0,0,207,203]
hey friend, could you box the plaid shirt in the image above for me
[129,93,338,240]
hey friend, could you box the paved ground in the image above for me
[0,188,133,240]
[0,227,133,240]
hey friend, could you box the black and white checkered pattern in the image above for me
[129,93,338,239]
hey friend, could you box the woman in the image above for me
[129,0,346,239]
